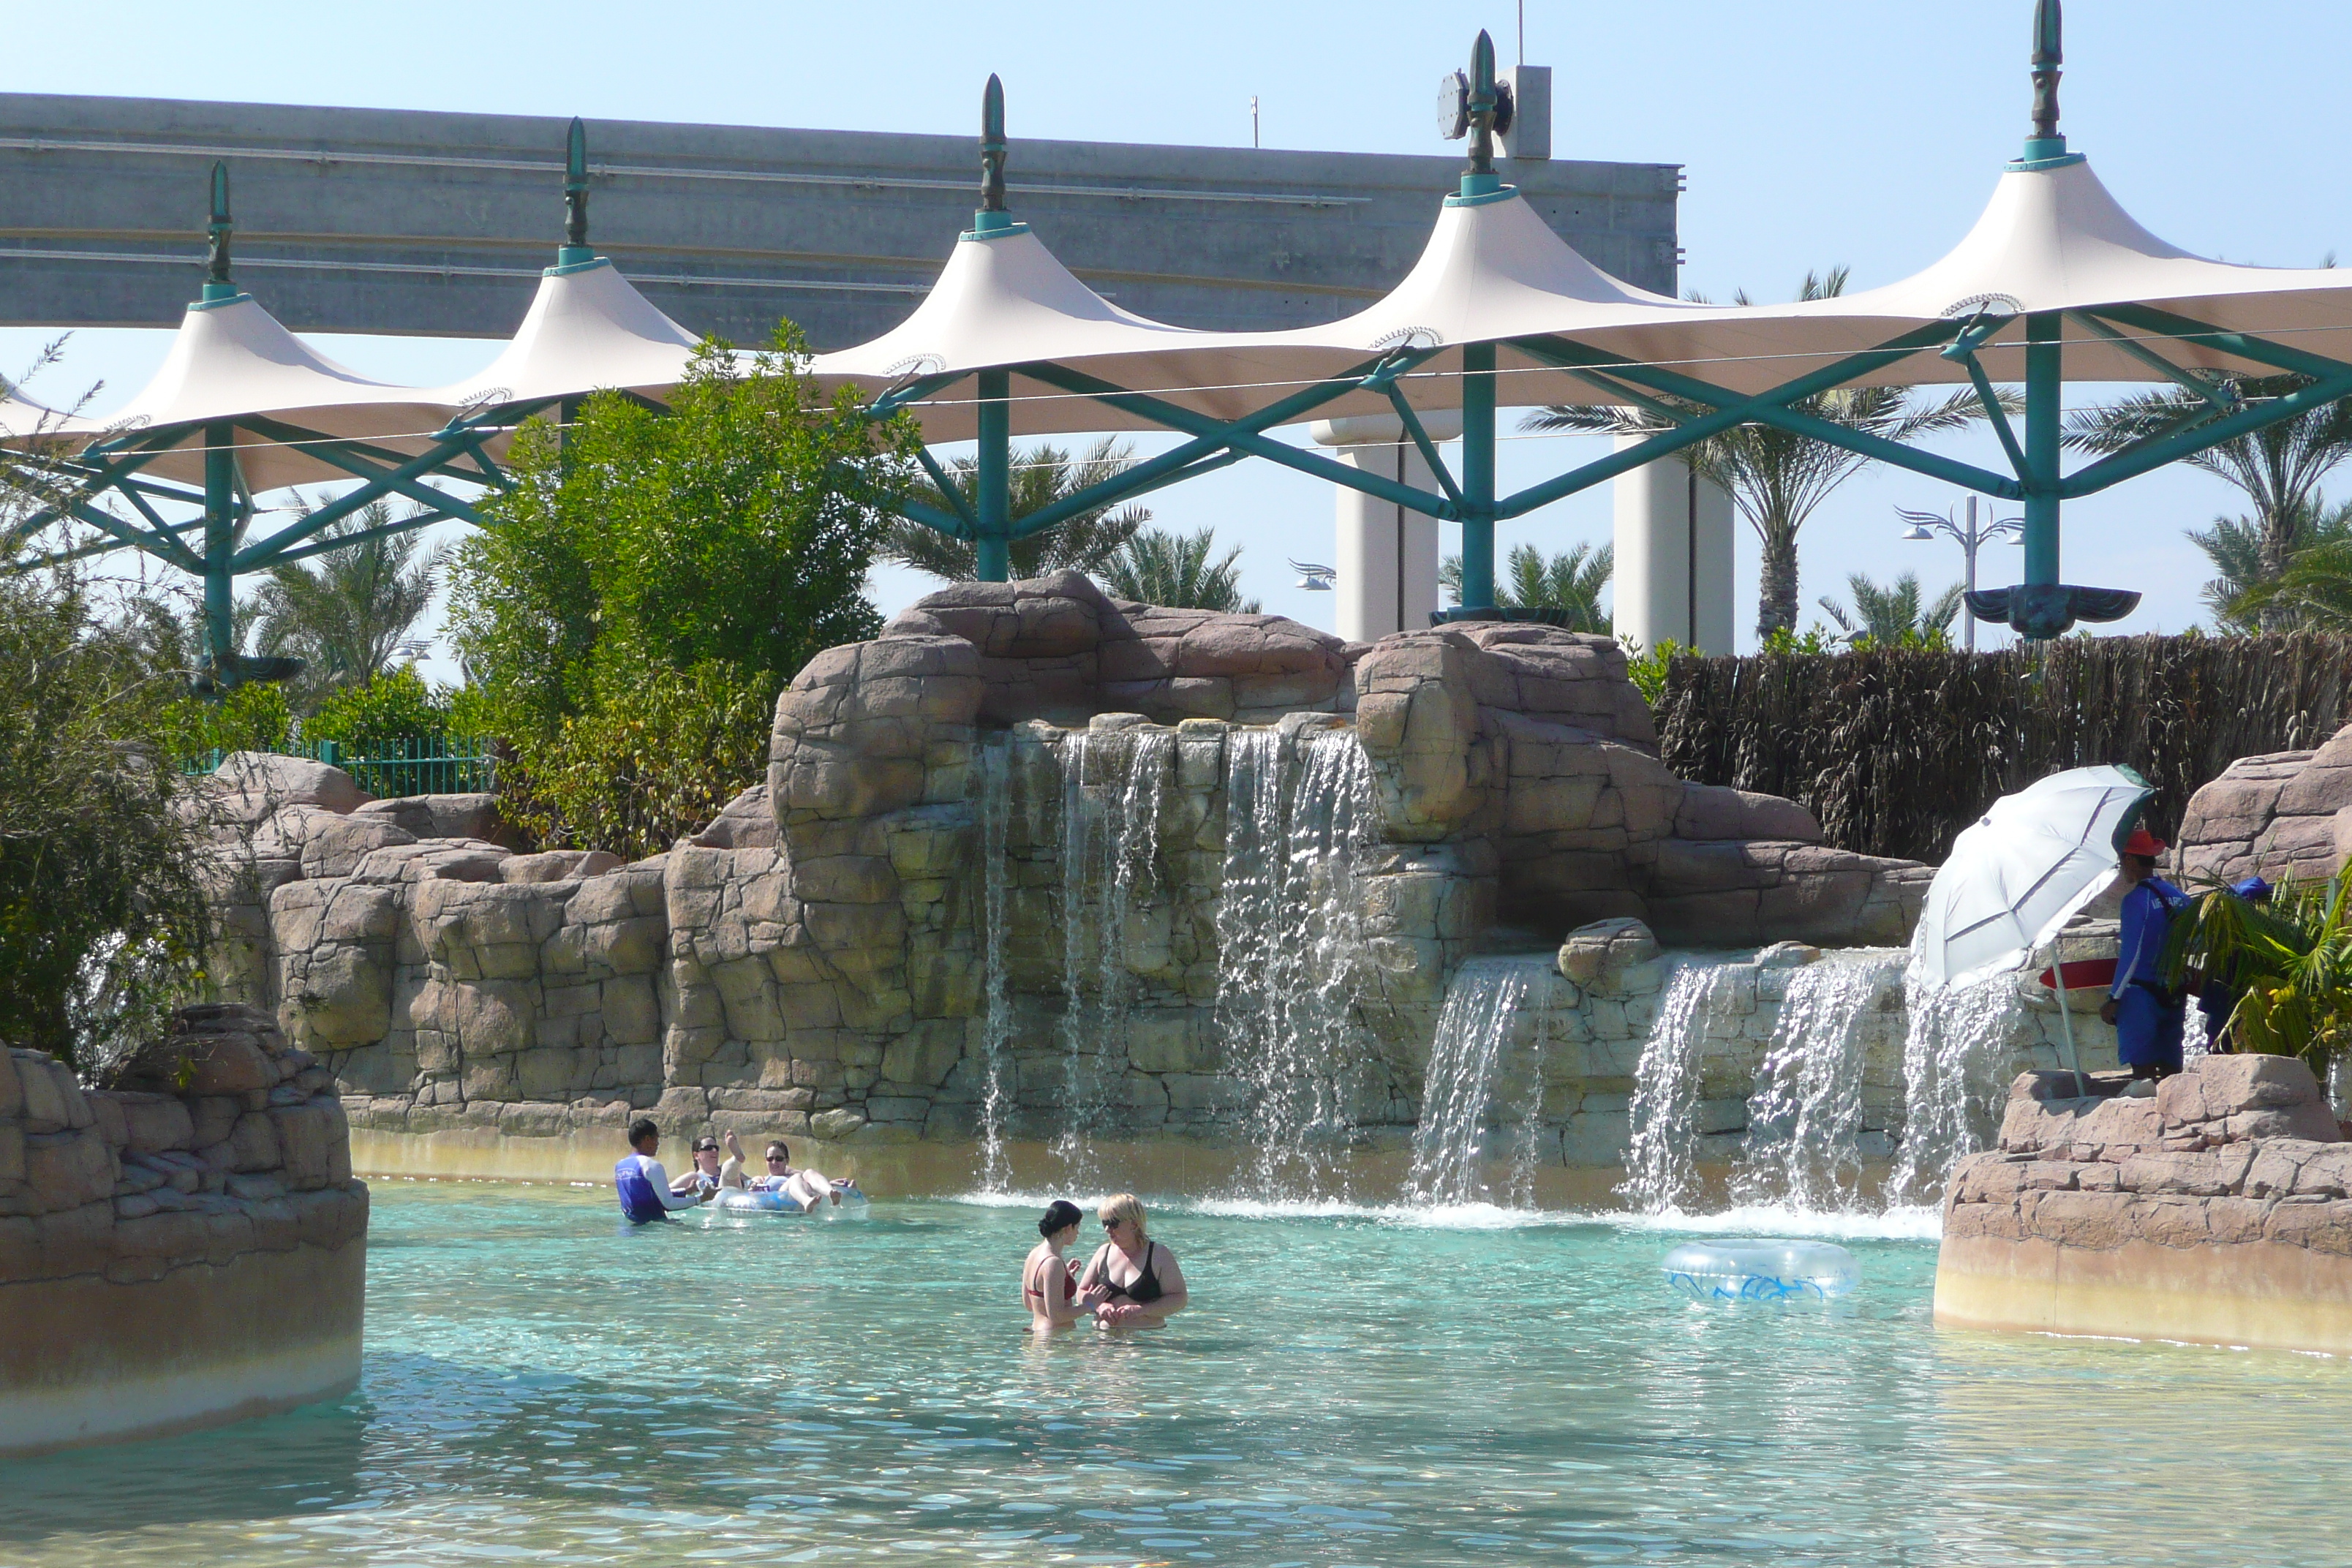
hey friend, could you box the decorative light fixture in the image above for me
[1291,558,1335,591]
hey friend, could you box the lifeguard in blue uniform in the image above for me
[2099,827,2190,1082]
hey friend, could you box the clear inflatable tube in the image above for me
[711,1183,870,1219]
[1661,1239,1858,1302]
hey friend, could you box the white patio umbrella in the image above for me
[1910,764,2156,1090]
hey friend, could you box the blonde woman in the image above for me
[1078,1194,1188,1327]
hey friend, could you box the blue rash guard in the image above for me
[614,1153,701,1224]
[2111,877,2190,1070]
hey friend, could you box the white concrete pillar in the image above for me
[1308,413,1459,641]
[1612,434,1734,655]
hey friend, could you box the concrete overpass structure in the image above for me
[0,93,1682,350]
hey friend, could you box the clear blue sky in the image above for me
[7,1,2348,666]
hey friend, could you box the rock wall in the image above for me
[0,1004,368,1458]
[206,575,1934,1183]
[2174,722,2352,886]
[1937,1053,2352,1354]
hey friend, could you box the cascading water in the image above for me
[1052,728,1172,1169]
[1730,952,1905,1213]
[974,738,1014,1191]
[1215,726,1381,1195]
[1888,971,2024,1206]
[1619,961,1740,1214]
[1406,955,1556,1205]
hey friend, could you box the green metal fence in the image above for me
[182,735,497,797]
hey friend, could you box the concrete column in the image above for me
[1309,413,1459,641]
[1612,434,1733,655]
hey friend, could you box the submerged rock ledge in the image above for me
[1937,1053,2352,1354]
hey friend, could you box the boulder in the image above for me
[1556,917,1662,990]
[206,753,372,820]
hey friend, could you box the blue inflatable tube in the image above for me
[1662,1239,1858,1302]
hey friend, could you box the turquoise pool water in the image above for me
[4,1182,2350,1565]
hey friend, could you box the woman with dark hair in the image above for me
[1023,1200,1094,1333]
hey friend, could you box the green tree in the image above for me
[1526,268,1989,639]
[885,437,1150,581]
[252,503,448,710]
[1440,541,1613,631]
[2191,499,2352,633]
[448,333,915,853]
[2168,872,2352,1074]
[1101,526,1259,612]
[1816,570,1963,647]
[0,573,214,1071]
[2067,374,2352,628]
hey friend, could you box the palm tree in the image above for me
[1439,541,1613,632]
[2066,374,2352,627]
[1816,570,1963,647]
[252,501,448,709]
[2192,499,2352,632]
[1101,527,1259,612]
[1525,268,1991,639]
[885,436,1150,581]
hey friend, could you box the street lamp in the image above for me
[1896,497,2023,652]
[1291,558,1335,591]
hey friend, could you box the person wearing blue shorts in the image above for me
[2100,828,2190,1082]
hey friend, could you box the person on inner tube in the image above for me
[672,1135,725,1197]
[718,1130,847,1212]
[613,1118,709,1224]
[2100,827,2192,1083]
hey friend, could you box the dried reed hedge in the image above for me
[1651,635,2352,864]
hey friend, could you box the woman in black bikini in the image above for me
[1078,1194,1188,1328]
[1023,1200,1095,1334]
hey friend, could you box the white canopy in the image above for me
[434,258,701,416]
[60,293,455,491]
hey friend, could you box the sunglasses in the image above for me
[1101,1217,1128,1230]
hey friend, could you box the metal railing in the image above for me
[181,735,497,797]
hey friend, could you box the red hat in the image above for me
[2122,827,2167,859]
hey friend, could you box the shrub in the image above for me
[0,577,214,1072]
[304,666,450,753]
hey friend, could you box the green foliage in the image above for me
[1621,638,1684,706]
[1817,571,1961,649]
[497,655,775,862]
[2168,873,2352,1071]
[0,575,214,1073]
[448,332,913,851]
[1440,542,1613,631]
[2068,375,2352,632]
[1528,267,2002,638]
[1757,625,1844,656]
[886,437,1150,581]
[304,666,450,751]
[160,680,293,760]
[1101,526,1259,612]
[253,503,449,712]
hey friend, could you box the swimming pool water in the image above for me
[4,1180,2349,1566]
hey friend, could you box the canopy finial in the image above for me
[2028,0,2065,151]
[979,75,1008,216]
[203,161,235,297]
[557,118,595,268]
[1466,29,1498,178]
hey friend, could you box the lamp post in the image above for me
[1898,496,2024,652]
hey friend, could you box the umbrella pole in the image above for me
[2048,942,2088,1098]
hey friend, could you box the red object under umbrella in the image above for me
[2038,957,2117,992]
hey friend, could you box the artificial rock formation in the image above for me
[1937,1053,2352,1354]
[2174,721,2352,886]
[0,1004,367,1457]
[206,575,1931,1181]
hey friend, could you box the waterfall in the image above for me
[1730,953,1904,1213]
[1214,726,1380,1195]
[1406,956,1556,1205]
[1888,972,2024,1206]
[1619,962,1740,1214]
[1052,728,1173,1169]
[975,738,1013,1191]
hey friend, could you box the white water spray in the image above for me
[1731,953,1904,1213]
[1408,955,1557,1205]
